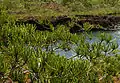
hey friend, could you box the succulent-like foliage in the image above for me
[0,0,120,82]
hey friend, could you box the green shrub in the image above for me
[0,9,120,82]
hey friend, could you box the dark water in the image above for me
[56,30,120,58]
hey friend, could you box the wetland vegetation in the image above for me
[0,0,120,83]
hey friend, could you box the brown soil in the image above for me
[16,15,120,33]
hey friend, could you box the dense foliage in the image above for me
[0,0,120,83]
[0,0,120,17]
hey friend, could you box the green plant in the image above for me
[0,4,120,82]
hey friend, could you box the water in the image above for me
[25,30,120,58]
[56,30,120,58]
[91,31,120,48]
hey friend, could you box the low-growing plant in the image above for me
[0,7,120,83]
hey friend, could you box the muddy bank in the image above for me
[16,15,120,33]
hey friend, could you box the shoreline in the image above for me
[16,15,120,33]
